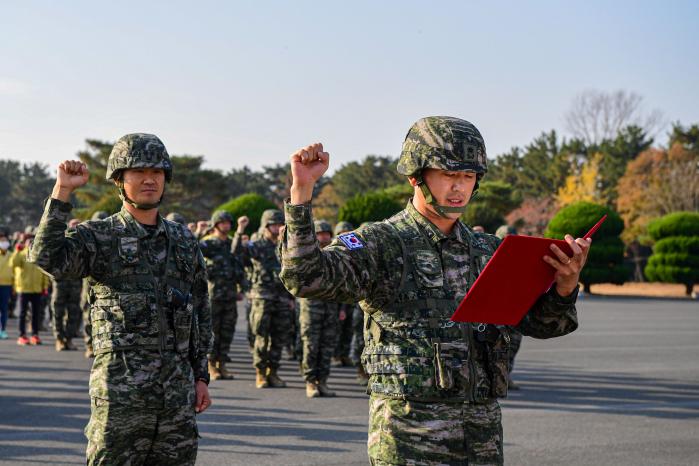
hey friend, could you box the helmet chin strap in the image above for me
[415,175,480,219]
[118,182,164,210]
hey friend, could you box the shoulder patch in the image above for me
[338,232,365,250]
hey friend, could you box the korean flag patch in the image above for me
[338,232,365,250]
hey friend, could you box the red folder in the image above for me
[450,215,606,325]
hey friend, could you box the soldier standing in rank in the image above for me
[233,209,294,389]
[29,133,212,465]
[81,211,109,359]
[51,217,83,351]
[199,210,246,380]
[332,221,356,368]
[280,116,591,465]
[298,219,340,398]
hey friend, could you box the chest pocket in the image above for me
[412,250,444,288]
[174,243,194,275]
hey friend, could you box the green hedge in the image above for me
[338,192,402,226]
[545,202,629,292]
[215,193,276,234]
[645,212,699,295]
[462,203,505,234]
[647,212,699,241]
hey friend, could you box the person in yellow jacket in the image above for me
[11,228,49,345]
[0,227,13,340]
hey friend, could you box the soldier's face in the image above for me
[121,168,165,204]
[216,221,232,234]
[266,224,283,239]
[413,168,477,219]
[316,232,332,248]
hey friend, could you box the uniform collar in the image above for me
[118,207,166,239]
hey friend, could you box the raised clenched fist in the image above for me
[57,160,89,190]
[289,143,329,204]
[237,215,250,232]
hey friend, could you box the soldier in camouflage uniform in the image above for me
[332,221,356,368]
[495,224,523,390]
[29,133,212,465]
[199,210,245,380]
[233,209,294,389]
[299,220,340,398]
[280,117,592,465]
[166,212,187,225]
[51,218,83,351]
[82,211,109,359]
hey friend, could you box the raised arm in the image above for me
[280,143,399,304]
[28,161,95,280]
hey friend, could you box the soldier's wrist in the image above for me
[51,184,74,203]
[290,184,313,205]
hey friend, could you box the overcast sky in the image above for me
[1,0,697,174]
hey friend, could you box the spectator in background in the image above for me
[11,227,49,345]
[0,227,13,339]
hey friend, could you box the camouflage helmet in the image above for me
[166,212,187,225]
[91,211,109,221]
[334,221,354,236]
[260,209,284,227]
[105,133,173,182]
[211,210,233,226]
[314,219,333,234]
[396,116,487,177]
[495,224,517,240]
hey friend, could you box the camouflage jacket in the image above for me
[298,297,339,317]
[233,233,292,301]
[280,200,579,403]
[199,234,245,301]
[29,199,212,406]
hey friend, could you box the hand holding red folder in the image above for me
[451,215,606,325]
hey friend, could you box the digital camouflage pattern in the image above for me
[199,233,244,362]
[396,116,488,177]
[334,221,354,236]
[313,219,333,234]
[166,212,187,225]
[298,297,339,383]
[351,304,364,363]
[50,277,82,341]
[280,200,579,465]
[29,198,211,464]
[368,397,503,465]
[334,302,355,361]
[105,133,173,181]
[233,230,294,371]
[211,210,233,226]
[260,209,284,227]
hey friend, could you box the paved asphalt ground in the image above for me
[1,296,698,465]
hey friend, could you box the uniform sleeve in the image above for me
[190,246,212,382]
[279,201,399,305]
[28,198,96,280]
[516,286,579,338]
[231,232,254,267]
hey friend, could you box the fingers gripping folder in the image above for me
[451,215,606,325]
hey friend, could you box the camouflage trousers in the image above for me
[209,299,238,362]
[508,329,523,374]
[244,295,254,348]
[368,395,504,466]
[300,306,339,382]
[250,298,293,371]
[351,305,365,364]
[85,397,198,466]
[334,304,354,359]
[83,304,92,348]
[51,285,82,341]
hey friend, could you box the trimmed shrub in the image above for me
[215,193,276,234]
[338,192,403,226]
[645,212,699,295]
[545,201,630,293]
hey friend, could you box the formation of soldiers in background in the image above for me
[0,213,524,396]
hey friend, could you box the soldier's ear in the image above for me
[407,176,419,187]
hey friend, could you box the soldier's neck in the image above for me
[123,202,159,226]
[411,198,458,235]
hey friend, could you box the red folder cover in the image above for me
[451,215,606,325]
